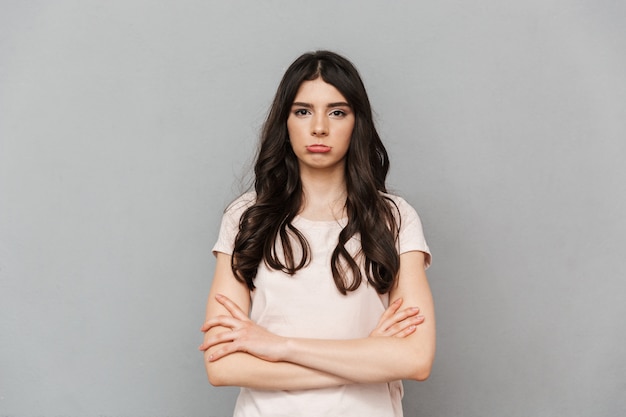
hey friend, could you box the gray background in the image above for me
[1,1,625,416]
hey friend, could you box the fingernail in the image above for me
[410,307,420,312]
[215,294,224,300]
[416,315,424,320]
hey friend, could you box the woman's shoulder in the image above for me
[380,191,431,263]
[226,191,257,211]
[221,191,257,223]
[379,191,416,215]
[379,191,426,228]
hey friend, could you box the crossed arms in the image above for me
[199,250,436,391]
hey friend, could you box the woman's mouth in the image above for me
[306,145,332,153]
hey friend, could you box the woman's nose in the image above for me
[311,115,328,136]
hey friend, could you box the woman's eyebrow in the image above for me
[327,102,351,108]
[291,101,351,108]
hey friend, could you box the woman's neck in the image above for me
[298,170,347,221]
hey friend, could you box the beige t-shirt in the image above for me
[212,192,431,417]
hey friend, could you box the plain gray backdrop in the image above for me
[1,1,625,416]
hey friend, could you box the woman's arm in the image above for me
[203,253,355,389]
[202,250,435,384]
[281,250,435,382]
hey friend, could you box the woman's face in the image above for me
[287,78,355,176]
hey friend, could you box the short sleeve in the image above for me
[393,195,432,269]
[212,193,256,256]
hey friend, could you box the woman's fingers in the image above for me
[380,298,403,321]
[200,294,250,332]
[382,307,420,333]
[388,314,425,338]
[371,304,424,337]
[200,314,244,332]
[198,328,238,351]
[393,323,418,338]
[206,346,231,361]
[369,299,403,336]
[215,293,249,320]
[200,294,288,360]
[199,317,287,362]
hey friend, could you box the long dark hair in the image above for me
[231,50,400,295]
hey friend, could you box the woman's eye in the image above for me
[294,109,309,116]
[330,110,346,117]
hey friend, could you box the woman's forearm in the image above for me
[281,333,434,383]
[205,350,353,390]
[207,332,433,388]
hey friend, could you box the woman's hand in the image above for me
[199,294,288,362]
[200,294,423,363]
[369,298,424,338]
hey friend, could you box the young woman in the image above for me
[199,51,435,417]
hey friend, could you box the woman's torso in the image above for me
[234,214,403,417]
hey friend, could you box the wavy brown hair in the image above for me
[231,50,400,295]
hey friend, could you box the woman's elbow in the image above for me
[412,362,433,381]
[204,352,251,387]
[205,356,231,387]
[405,353,435,381]
[208,373,228,387]
[207,368,226,387]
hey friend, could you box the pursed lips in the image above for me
[306,144,332,153]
